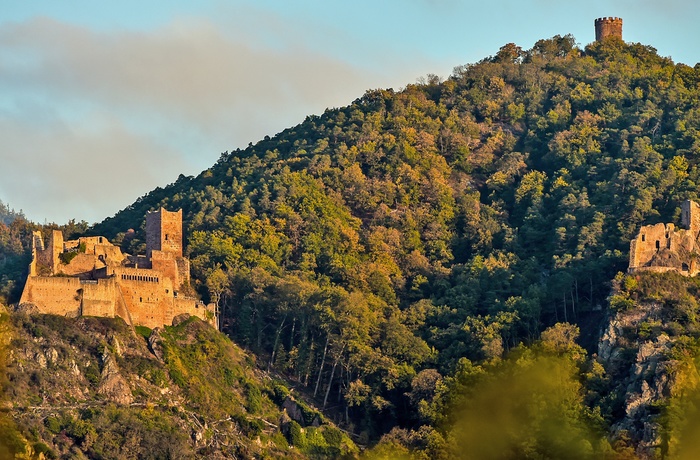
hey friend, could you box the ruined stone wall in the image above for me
[117,278,172,329]
[50,230,63,274]
[80,279,119,319]
[62,254,99,277]
[595,17,623,42]
[112,266,175,328]
[173,297,215,326]
[629,201,700,276]
[681,200,700,237]
[19,276,82,317]
[150,251,189,289]
[176,257,190,287]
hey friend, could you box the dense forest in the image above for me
[4,35,700,457]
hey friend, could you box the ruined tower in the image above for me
[595,17,623,42]
[146,208,183,258]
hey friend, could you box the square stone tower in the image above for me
[146,208,183,258]
[681,200,700,236]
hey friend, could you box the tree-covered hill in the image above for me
[5,34,700,457]
[84,35,700,449]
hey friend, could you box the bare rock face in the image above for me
[172,313,191,327]
[14,303,39,315]
[97,351,133,405]
[148,327,166,361]
[597,302,680,459]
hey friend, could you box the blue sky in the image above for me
[1,1,699,224]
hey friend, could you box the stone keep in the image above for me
[20,208,216,329]
[595,17,623,42]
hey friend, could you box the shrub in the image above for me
[44,416,62,434]
[321,426,344,448]
[245,382,263,415]
[135,325,152,339]
[287,420,306,448]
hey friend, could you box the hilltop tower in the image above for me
[595,17,623,42]
[146,208,183,258]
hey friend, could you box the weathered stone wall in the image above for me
[681,200,700,237]
[629,201,700,276]
[80,279,119,319]
[19,276,82,317]
[595,17,623,42]
[50,230,63,274]
[173,297,215,326]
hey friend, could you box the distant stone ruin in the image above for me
[628,200,700,276]
[595,17,623,42]
[20,208,216,329]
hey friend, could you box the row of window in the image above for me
[120,274,159,283]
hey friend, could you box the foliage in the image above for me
[79,35,700,441]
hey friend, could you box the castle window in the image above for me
[667,239,672,249]
[683,263,690,271]
[656,240,660,249]
[140,297,142,302]
[642,234,646,242]
[165,234,169,241]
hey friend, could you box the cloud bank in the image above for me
[0,16,387,223]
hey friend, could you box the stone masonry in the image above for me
[595,17,623,42]
[628,200,700,276]
[20,208,216,329]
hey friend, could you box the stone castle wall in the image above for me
[20,276,84,317]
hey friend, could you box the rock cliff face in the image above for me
[598,302,675,457]
[596,272,700,459]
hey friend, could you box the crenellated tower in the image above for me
[595,17,623,42]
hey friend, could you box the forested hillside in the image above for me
[5,34,700,457]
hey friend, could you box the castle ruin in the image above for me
[20,208,216,329]
[595,17,623,42]
[629,200,700,276]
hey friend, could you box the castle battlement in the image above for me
[595,17,623,42]
[20,208,216,329]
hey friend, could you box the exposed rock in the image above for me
[282,396,305,425]
[282,395,322,427]
[97,351,133,405]
[34,350,47,369]
[45,347,59,366]
[110,334,122,357]
[69,359,81,376]
[148,327,165,360]
[598,302,679,459]
[172,313,191,327]
[14,303,39,315]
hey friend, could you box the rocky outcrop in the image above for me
[97,350,133,405]
[148,327,166,361]
[597,301,683,458]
